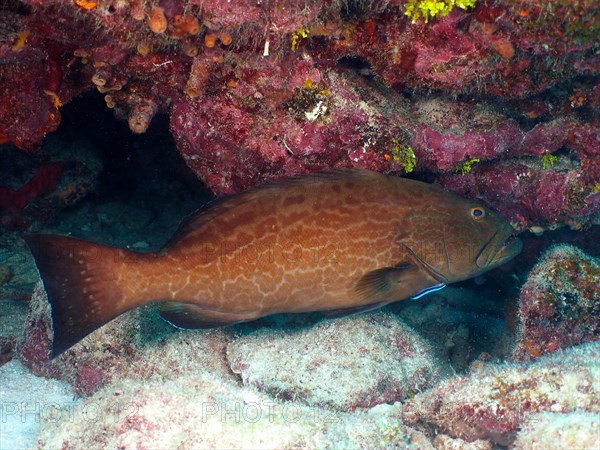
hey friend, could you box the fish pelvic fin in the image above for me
[322,301,388,319]
[24,234,142,359]
[160,302,256,329]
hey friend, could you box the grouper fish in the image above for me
[25,169,522,358]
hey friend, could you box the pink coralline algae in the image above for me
[437,121,600,230]
[513,244,600,362]
[171,58,408,194]
[333,1,599,99]
[0,0,598,228]
[402,341,600,446]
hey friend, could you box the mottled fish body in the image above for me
[25,170,522,357]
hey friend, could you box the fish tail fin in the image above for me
[24,234,142,359]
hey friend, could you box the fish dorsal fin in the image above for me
[160,301,252,329]
[163,169,379,249]
[322,301,388,319]
[354,263,417,301]
[162,196,240,250]
[258,168,377,189]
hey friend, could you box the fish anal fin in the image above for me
[354,263,416,301]
[160,302,253,329]
[322,301,387,319]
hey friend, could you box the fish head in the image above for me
[402,191,522,284]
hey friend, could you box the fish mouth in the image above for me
[477,224,523,269]
[491,235,523,266]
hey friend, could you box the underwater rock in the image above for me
[226,312,449,411]
[0,335,15,367]
[513,244,600,362]
[433,434,492,450]
[332,0,599,99]
[402,341,600,446]
[512,411,600,449]
[18,283,233,396]
[36,371,434,449]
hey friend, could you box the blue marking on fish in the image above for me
[411,283,446,300]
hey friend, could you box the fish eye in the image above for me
[471,206,485,220]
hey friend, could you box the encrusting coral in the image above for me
[403,0,478,23]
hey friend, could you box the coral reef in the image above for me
[1,1,599,444]
[403,341,600,446]
[437,120,600,230]
[170,58,405,194]
[226,312,449,411]
[0,0,597,228]
[513,244,600,362]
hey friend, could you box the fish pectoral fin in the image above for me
[354,263,417,301]
[322,301,388,319]
[160,302,254,329]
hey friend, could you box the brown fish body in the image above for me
[25,170,522,357]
